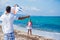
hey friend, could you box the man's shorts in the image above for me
[4,32,15,40]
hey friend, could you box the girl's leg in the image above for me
[30,29,32,35]
[28,29,29,35]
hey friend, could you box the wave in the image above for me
[14,25,60,40]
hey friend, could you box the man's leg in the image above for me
[4,33,9,40]
[8,32,15,40]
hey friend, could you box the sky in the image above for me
[0,0,60,16]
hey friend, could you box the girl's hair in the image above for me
[29,18,32,22]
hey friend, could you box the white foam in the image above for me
[14,25,60,40]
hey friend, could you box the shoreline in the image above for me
[14,24,60,34]
[14,25,60,40]
[0,25,53,40]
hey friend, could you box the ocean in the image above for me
[0,12,60,33]
[13,16,60,33]
[0,12,60,40]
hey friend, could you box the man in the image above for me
[0,6,15,40]
[0,6,30,40]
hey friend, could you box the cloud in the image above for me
[28,0,37,2]
[0,0,8,7]
[49,10,55,13]
[21,6,40,12]
[18,6,41,15]
[30,7,40,11]
[0,0,8,9]
[0,0,8,4]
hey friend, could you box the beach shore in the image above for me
[0,25,53,40]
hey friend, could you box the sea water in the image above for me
[14,16,60,33]
[13,16,60,40]
[0,12,60,40]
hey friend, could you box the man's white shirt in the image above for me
[0,13,16,33]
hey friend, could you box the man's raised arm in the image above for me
[18,15,30,20]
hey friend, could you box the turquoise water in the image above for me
[14,16,60,33]
[0,12,60,33]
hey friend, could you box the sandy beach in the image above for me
[0,25,53,40]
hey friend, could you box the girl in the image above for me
[27,19,32,35]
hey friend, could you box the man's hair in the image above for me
[6,6,11,13]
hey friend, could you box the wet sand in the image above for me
[0,25,53,40]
